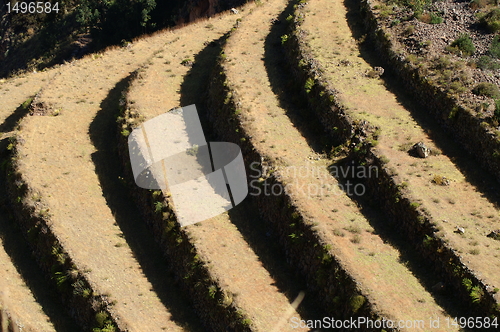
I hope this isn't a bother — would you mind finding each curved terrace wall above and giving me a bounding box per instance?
[5,138,121,332]
[205,49,390,330]
[283,0,499,319]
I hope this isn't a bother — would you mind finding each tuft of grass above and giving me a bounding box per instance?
[351,234,362,244]
[404,25,415,35]
[469,248,480,255]
[345,225,361,234]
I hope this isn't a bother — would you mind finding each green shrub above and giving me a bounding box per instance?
[95,312,109,328]
[447,34,475,56]
[154,201,164,214]
[481,8,500,33]
[430,13,443,24]
[449,81,467,94]
[476,55,500,70]
[489,35,500,58]
[419,12,443,24]
[494,99,500,120]
[473,82,500,98]
[349,295,366,313]
[469,0,491,9]
[304,78,315,93]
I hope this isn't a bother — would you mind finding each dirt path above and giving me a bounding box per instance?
[10,15,253,332]
[126,4,311,331]
[217,0,460,330]
[302,0,500,305]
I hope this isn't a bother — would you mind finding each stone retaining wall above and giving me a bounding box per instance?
[283,0,499,318]
[205,50,389,330]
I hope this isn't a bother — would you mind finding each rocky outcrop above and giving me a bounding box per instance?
[410,142,430,158]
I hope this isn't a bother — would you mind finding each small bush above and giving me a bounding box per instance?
[473,82,500,98]
[447,34,475,56]
[349,295,366,313]
[469,0,490,9]
[435,55,451,69]
[481,8,500,33]
[405,25,415,35]
[419,12,443,24]
[304,78,314,93]
[489,35,500,58]
[430,13,443,24]
[95,312,109,328]
[476,55,500,70]
[350,234,362,244]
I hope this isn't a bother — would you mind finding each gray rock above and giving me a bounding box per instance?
[411,142,430,158]
[487,230,500,240]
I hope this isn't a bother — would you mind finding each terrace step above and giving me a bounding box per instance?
[297,0,500,313]
[7,18,232,332]
[0,69,80,331]
[122,3,316,330]
[207,0,460,330]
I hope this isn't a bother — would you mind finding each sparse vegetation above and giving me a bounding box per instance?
[473,82,500,99]
[446,34,475,57]
[481,8,500,33]
[476,56,500,70]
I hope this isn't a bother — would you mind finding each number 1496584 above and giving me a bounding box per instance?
[7,2,59,14]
